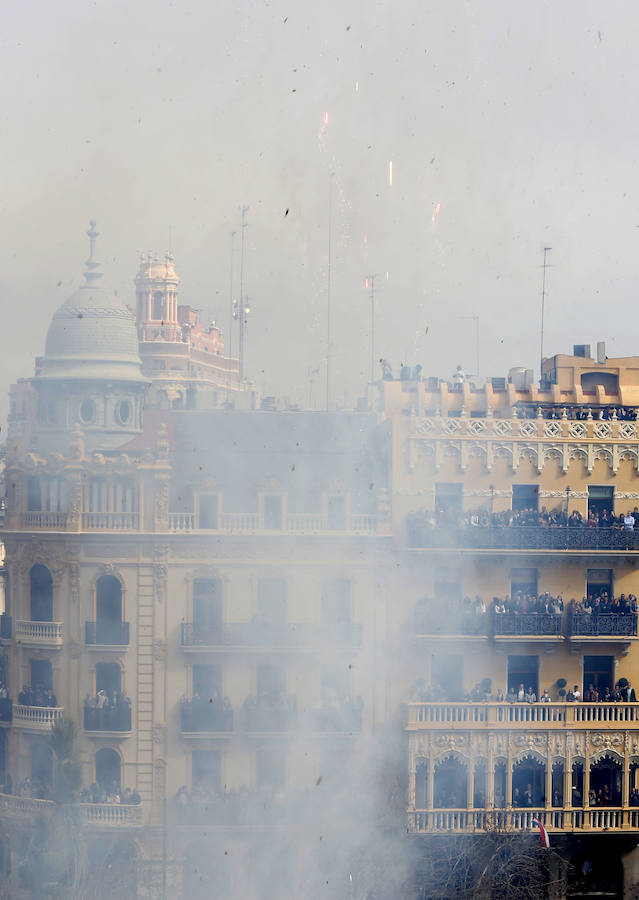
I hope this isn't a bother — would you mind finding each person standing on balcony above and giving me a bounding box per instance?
[525,687,537,703]
[517,684,525,702]
[540,689,551,702]
[624,511,636,531]
[620,681,637,702]
[572,685,581,702]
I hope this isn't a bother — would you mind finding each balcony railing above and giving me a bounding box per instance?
[308,705,363,733]
[492,613,563,636]
[408,807,639,834]
[406,523,639,551]
[569,613,638,637]
[13,705,64,730]
[15,620,63,647]
[181,621,363,648]
[180,700,233,733]
[22,511,68,529]
[79,802,144,827]
[81,512,139,530]
[85,621,130,646]
[244,702,298,733]
[169,510,380,534]
[83,704,132,733]
[407,701,639,728]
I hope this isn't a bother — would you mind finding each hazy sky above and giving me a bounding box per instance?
[2,0,639,421]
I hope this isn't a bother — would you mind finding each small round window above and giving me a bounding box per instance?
[79,398,95,424]
[117,400,132,425]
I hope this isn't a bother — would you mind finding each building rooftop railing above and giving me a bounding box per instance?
[406,522,639,551]
[406,700,639,729]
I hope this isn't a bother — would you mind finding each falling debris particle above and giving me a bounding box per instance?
[388,160,393,185]
[284,16,288,21]
[316,775,323,785]
[285,208,289,216]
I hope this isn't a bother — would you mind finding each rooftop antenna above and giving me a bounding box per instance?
[365,274,380,382]
[228,231,237,362]
[326,173,334,411]
[539,247,552,380]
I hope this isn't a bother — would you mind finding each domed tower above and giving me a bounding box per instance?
[33,221,149,452]
[134,251,181,342]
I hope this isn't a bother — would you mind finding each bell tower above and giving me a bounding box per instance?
[134,252,181,342]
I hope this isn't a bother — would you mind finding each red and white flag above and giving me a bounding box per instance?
[531,817,550,848]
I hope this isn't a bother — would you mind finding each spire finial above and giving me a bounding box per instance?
[83,220,102,286]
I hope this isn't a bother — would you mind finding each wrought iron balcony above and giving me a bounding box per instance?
[179,700,233,734]
[83,704,132,733]
[414,613,487,637]
[181,621,363,649]
[244,700,298,733]
[85,621,130,646]
[406,522,639,551]
[569,613,638,637]
[14,620,63,648]
[492,613,563,637]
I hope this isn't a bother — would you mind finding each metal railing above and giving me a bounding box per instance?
[406,701,639,728]
[180,701,233,733]
[83,704,132,732]
[570,613,638,637]
[181,621,363,648]
[492,613,563,636]
[406,523,639,550]
[85,621,130,645]
[15,620,63,645]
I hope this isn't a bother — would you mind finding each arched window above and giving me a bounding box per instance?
[30,565,53,622]
[27,476,41,512]
[474,760,487,808]
[590,756,622,806]
[96,748,121,793]
[434,757,467,808]
[415,759,428,808]
[512,756,545,807]
[31,743,53,792]
[552,761,564,807]
[96,576,123,644]
[153,292,163,320]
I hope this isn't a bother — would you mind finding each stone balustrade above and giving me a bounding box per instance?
[407,701,639,729]
[79,802,144,826]
[82,512,139,530]
[407,807,639,834]
[15,620,64,647]
[12,705,64,730]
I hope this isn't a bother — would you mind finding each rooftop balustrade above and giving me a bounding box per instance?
[181,621,363,649]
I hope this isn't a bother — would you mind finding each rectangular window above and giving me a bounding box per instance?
[588,486,614,517]
[192,749,221,791]
[256,745,286,791]
[583,656,614,695]
[257,663,285,700]
[198,495,219,529]
[507,655,539,696]
[96,662,121,695]
[29,659,53,692]
[511,568,537,597]
[512,484,539,512]
[193,664,222,699]
[435,483,462,515]
[431,654,463,700]
[27,477,41,512]
[193,579,222,629]
[586,569,613,599]
[320,664,350,701]
[257,579,287,626]
[263,495,283,530]
[327,495,347,530]
[321,579,351,624]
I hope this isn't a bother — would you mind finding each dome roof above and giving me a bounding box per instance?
[39,222,146,383]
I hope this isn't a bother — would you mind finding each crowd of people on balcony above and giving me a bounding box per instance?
[179,692,233,732]
[568,595,638,616]
[17,684,58,707]
[411,675,637,705]
[79,782,141,805]
[432,506,639,531]
[83,690,132,731]
[243,693,298,731]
